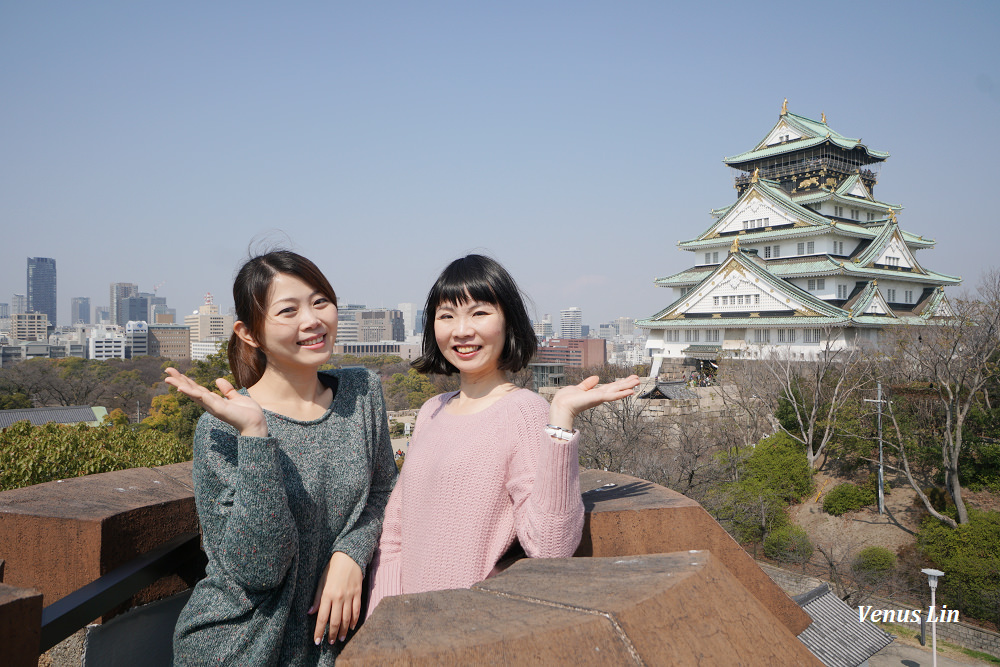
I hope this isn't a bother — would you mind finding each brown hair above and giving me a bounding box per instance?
[228,251,338,388]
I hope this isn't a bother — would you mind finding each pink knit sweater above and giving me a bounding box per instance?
[366,388,584,616]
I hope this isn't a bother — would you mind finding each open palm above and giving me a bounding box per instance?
[164,368,268,437]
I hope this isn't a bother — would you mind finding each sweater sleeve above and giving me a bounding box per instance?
[332,370,399,569]
[192,414,299,592]
[364,481,403,618]
[505,394,585,559]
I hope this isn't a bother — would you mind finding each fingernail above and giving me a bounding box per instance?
[314,637,321,646]
[339,635,346,642]
[329,638,336,645]
[307,605,316,614]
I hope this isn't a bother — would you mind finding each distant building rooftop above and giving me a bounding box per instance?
[0,405,107,429]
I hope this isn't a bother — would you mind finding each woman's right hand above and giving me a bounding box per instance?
[164,368,268,437]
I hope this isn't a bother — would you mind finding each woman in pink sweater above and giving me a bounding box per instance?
[367,254,640,615]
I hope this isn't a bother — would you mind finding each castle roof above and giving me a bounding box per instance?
[724,110,889,166]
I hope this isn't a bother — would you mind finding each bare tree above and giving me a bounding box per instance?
[744,327,870,468]
[576,394,666,476]
[880,269,1000,525]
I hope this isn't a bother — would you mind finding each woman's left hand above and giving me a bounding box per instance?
[309,551,363,645]
[548,375,641,430]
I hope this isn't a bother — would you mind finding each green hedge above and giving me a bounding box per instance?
[851,546,896,587]
[0,419,192,492]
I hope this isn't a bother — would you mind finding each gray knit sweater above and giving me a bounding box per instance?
[173,368,397,666]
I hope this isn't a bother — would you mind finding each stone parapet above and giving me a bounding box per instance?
[0,583,42,667]
[577,469,811,635]
[340,551,821,665]
[0,462,199,620]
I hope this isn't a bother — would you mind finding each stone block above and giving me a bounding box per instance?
[340,552,821,665]
[577,469,811,636]
[0,583,42,667]
[0,466,198,620]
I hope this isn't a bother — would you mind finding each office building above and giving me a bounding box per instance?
[148,324,191,361]
[534,338,606,368]
[71,297,91,325]
[27,257,57,328]
[12,294,27,315]
[109,283,138,327]
[359,309,405,342]
[559,307,582,339]
[12,313,50,342]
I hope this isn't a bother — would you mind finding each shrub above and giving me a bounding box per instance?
[763,525,814,565]
[744,431,814,503]
[822,482,874,516]
[918,509,1000,626]
[851,546,897,587]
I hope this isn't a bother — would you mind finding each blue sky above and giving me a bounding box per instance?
[2,2,998,329]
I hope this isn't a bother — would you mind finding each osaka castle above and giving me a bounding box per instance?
[638,101,961,379]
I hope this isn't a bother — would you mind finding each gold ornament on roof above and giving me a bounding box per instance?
[821,112,827,123]
[751,167,760,183]
[730,236,741,254]
[781,98,788,115]
[887,208,897,223]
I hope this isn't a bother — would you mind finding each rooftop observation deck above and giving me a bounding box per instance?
[1,464,818,666]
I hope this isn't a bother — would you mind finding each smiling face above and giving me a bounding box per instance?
[244,272,338,371]
[433,297,506,381]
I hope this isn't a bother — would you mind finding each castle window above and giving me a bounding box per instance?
[685,329,700,343]
[905,290,913,303]
[814,202,822,212]
[705,329,720,343]
[764,246,772,258]
[851,209,860,220]
[773,245,781,258]
[665,330,679,342]
[713,252,719,263]
[838,285,848,299]
[713,296,719,306]
[835,205,844,217]
[797,242,805,255]
[808,279,816,291]
[802,329,822,343]
[705,253,711,264]
[887,288,897,302]
[885,256,900,267]
[807,241,815,254]
[817,279,825,290]
[754,329,771,343]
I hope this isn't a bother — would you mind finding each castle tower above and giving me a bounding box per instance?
[638,102,961,379]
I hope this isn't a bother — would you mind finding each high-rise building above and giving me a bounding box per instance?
[11,294,27,315]
[71,297,91,325]
[533,315,554,341]
[121,296,149,324]
[638,102,961,378]
[27,257,57,328]
[109,282,138,327]
[615,317,636,338]
[0,303,8,318]
[398,303,417,337]
[559,307,582,339]
[94,306,110,324]
[359,309,405,342]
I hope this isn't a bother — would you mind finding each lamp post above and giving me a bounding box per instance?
[922,568,944,667]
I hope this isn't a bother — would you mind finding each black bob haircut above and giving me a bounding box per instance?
[412,254,537,376]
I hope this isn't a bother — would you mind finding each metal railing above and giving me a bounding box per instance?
[39,531,202,653]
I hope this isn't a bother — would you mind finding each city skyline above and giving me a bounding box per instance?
[2,3,998,327]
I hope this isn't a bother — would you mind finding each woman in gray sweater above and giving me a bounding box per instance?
[165,251,397,665]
